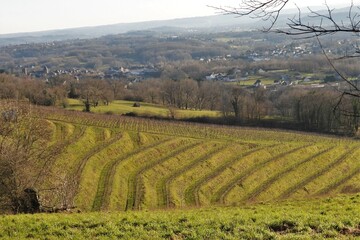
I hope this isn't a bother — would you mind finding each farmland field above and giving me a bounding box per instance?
[65,99,222,119]
[35,107,360,212]
[1,106,360,239]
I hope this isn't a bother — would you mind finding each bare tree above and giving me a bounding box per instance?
[78,79,114,112]
[211,0,290,30]
[211,1,360,35]
[0,102,56,213]
[179,79,198,109]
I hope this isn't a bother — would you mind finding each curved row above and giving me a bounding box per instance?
[43,117,360,211]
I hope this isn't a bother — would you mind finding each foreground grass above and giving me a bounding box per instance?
[1,194,359,239]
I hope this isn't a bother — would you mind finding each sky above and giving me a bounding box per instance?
[0,0,351,34]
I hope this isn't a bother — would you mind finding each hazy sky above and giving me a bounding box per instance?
[0,0,351,34]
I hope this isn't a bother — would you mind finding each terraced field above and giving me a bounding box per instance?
[37,108,360,211]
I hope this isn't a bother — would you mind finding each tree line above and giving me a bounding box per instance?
[0,73,359,135]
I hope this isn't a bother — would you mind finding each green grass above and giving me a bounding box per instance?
[2,106,360,239]
[74,132,126,211]
[0,194,359,239]
[66,99,221,119]
[31,107,360,213]
[148,141,223,208]
[236,78,275,86]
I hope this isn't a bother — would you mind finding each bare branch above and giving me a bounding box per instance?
[210,1,360,37]
[276,2,360,36]
[208,0,290,31]
[316,36,360,92]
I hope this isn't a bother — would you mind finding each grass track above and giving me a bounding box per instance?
[92,135,172,211]
[50,121,73,142]
[73,132,123,187]
[140,141,219,208]
[131,141,203,210]
[213,143,312,204]
[311,146,360,196]
[185,143,275,207]
[278,145,360,200]
[169,143,253,207]
[122,138,196,211]
[226,144,334,204]
[157,142,228,208]
[53,126,101,171]
[245,145,336,202]
[317,165,360,195]
[74,132,126,210]
[109,138,196,211]
[45,122,86,168]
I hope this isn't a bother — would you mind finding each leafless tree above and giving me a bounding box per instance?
[211,1,360,35]
[211,0,290,30]
[0,102,53,213]
[79,79,114,112]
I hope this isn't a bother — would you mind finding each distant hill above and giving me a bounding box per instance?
[0,15,261,46]
[0,7,352,46]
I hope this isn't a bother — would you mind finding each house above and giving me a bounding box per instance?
[206,73,227,81]
[303,77,312,82]
[258,68,266,74]
[253,79,262,87]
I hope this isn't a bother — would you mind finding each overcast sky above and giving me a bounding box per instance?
[0,0,352,34]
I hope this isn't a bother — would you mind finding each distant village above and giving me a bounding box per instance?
[3,36,360,91]
[11,62,360,93]
[15,65,161,82]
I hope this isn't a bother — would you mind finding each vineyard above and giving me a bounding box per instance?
[37,107,360,212]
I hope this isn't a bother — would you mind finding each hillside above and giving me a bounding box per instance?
[35,107,360,212]
[0,14,261,46]
[0,7,352,46]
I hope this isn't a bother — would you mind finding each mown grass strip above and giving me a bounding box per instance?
[131,141,203,210]
[316,160,360,196]
[124,139,194,210]
[244,146,335,202]
[51,121,67,142]
[73,132,123,193]
[92,137,173,211]
[278,145,360,200]
[158,143,229,208]
[185,144,275,207]
[141,141,217,209]
[46,123,86,168]
[213,143,311,204]
[48,121,75,144]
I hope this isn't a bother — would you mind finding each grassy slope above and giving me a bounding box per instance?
[0,194,359,239]
[36,107,360,213]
